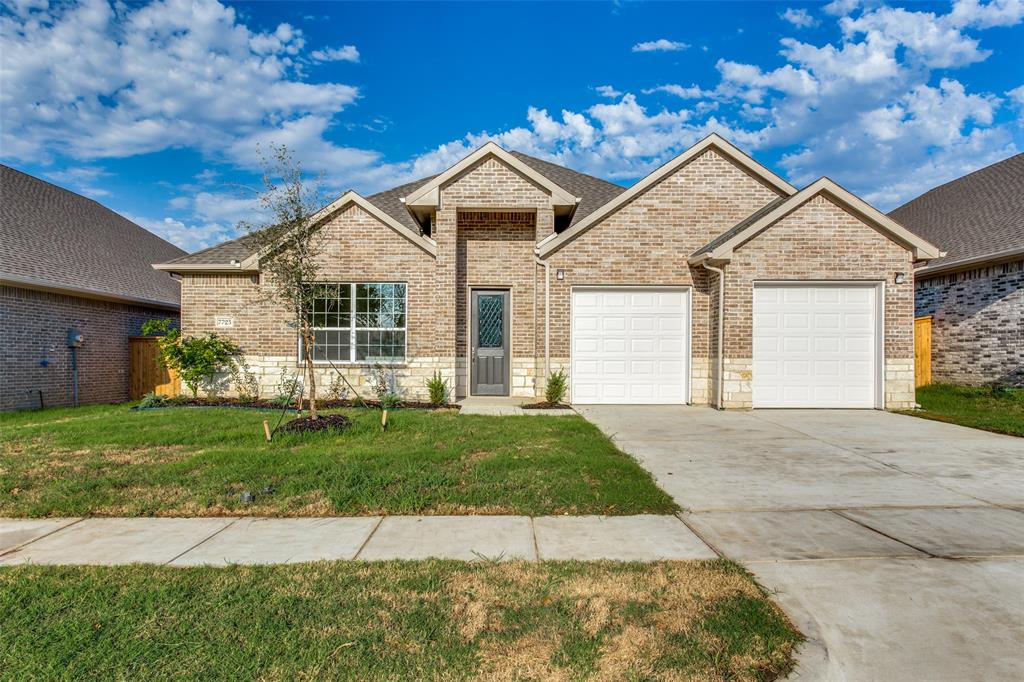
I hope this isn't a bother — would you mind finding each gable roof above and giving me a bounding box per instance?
[509,152,626,226]
[160,151,625,271]
[0,164,185,309]
[402,142,579,214]
[537,133,798,258]
[889,153,1024,274]
[689,177,941,264]
[156,190,437,273]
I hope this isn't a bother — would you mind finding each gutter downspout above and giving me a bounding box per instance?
[534,256,551,385]
[702,262,726,410]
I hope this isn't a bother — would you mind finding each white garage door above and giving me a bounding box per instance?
[753,284,879,408]
[571,287,688,404]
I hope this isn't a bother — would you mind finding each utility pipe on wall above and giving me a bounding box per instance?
[702,262,726,410]
[534,256,551,384]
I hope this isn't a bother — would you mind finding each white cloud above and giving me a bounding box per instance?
[126,213,238,252]
[595,85,623,98]
[781,8,818,28]
[43,166,112,197]
[1008,84,1024,106]
[632,38,689,52]
[310,45,360,63]
[642,84,714,99]
[823,0,860,16]
[949,0,1024,28]
[0,0,361,171]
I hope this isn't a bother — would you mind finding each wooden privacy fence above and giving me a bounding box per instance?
[914,316,933,388]
[129,337,180,400]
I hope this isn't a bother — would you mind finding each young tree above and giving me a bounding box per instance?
[239,144,327,419]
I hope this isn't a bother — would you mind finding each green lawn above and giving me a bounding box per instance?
[903,384,1024,437]
[0,404,677,517]
[0,560,800,681]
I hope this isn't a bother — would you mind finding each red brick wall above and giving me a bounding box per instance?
[1,285,176,410]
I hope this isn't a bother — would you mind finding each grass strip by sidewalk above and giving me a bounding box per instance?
[0,559,800,681]
[902,384,1024,437]
[0,404,677,518]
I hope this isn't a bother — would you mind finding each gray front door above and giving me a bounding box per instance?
[471,289,510,395]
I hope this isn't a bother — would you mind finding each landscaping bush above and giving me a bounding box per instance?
[426,371,447,406]
[142,319,240,398]
[137,392,167,409]
[229,358,261,403]
[545,369,569,405]
[380,393,402,410]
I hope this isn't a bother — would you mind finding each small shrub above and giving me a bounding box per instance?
[326,372,349,402]
[138,392,166,409]
[369,363,391,401]
[545,369,568,405]
[426,371,447,406]
[229,358,261,403]
[275,370,303,406]
[380,392,402,410]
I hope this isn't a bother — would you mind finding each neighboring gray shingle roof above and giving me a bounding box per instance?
[0,164,186,308]
[691,196,788,257]
[889,153,1024,269]
[164,152,627,268]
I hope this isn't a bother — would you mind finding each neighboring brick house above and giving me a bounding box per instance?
[890,154,1023,387]
[1,165,185,410]
[157,134,939,409]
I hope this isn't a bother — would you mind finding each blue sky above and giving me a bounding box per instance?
[2,0,1022,252]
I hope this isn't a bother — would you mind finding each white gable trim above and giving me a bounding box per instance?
[687,177,941,265]
[234,191,437,270]
[536,133,797,258]
[403,141,579,210]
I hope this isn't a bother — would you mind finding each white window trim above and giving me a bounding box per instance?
[301,282,408,365]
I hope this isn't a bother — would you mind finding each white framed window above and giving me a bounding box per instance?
[304,282,406,363]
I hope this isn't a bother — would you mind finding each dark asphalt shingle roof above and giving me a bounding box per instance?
[0,164,185,307]
[165,152,626,268]
[509,151,627,225]
[889,153,1024,269]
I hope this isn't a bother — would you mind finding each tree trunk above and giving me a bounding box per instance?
[302,327,318,419]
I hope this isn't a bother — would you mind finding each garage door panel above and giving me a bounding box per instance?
[572,288,688,405]
[754,285,877,409]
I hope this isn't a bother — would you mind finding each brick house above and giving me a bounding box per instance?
[157,134,939,409]
[890,154,1023,387]
[1,165,185,410]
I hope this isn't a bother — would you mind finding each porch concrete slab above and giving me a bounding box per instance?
[0,518,234,566]
[357,515,535,561]
[684,511,926,561]
[839,507,1024,558]
[757,558,1024,682]
[169,517,382,566]
[0,518,81,553]
[533,515,715,561]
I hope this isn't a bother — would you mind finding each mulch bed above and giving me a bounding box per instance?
[134,397,458,411]
[520,401,572,410]
[276,413,353,434]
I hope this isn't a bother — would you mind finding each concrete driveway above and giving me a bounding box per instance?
[578,406,1024,682]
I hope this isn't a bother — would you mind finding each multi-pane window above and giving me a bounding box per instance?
[305,283,406,363]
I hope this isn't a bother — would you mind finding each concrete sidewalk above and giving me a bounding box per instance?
[0,514,716,566]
